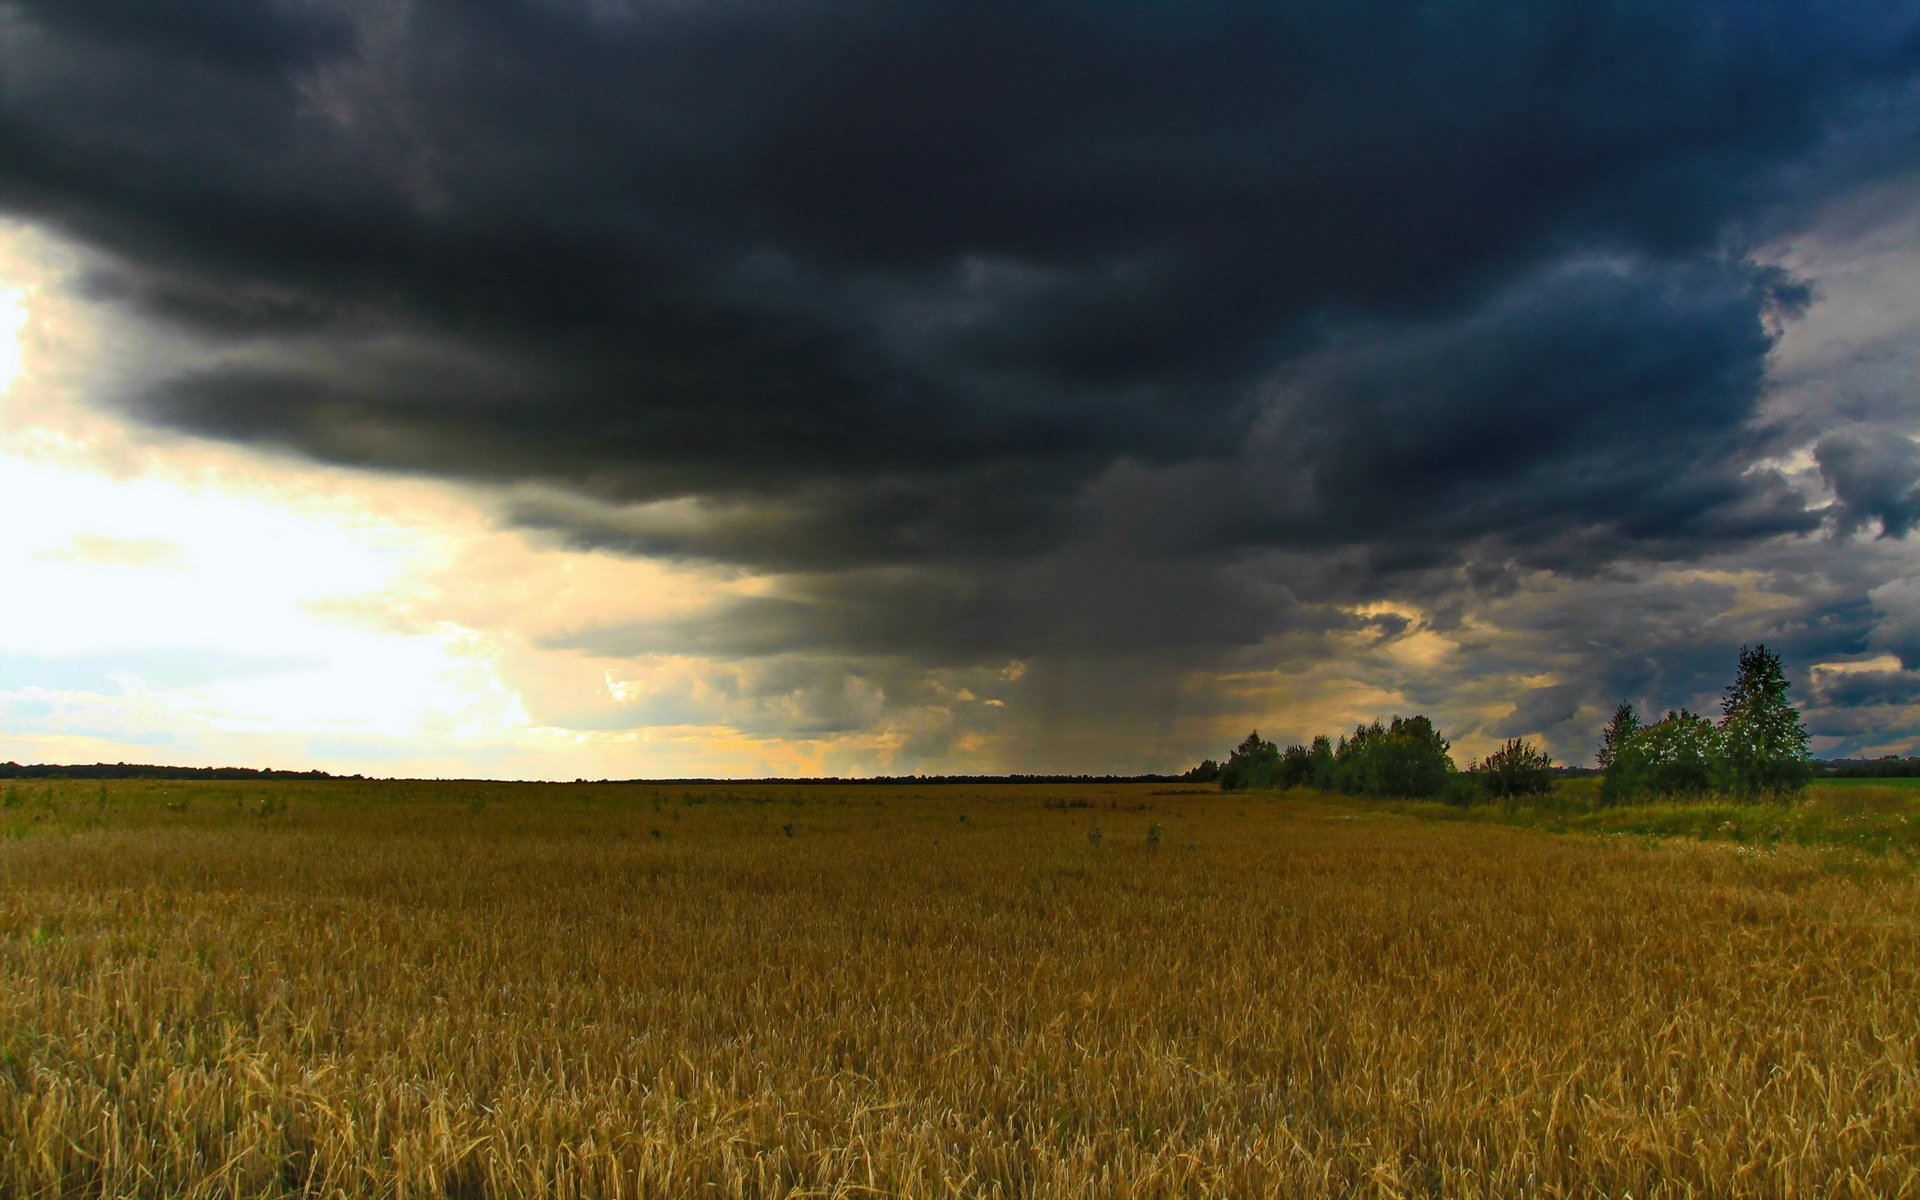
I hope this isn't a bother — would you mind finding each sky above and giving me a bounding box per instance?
[1,0,1918,779]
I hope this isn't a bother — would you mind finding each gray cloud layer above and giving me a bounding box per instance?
[4,0,1919,765]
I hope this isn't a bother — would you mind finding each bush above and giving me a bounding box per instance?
[1440,773,1484,807]
[1471,738,1554,799]
[1607,709,1720,800]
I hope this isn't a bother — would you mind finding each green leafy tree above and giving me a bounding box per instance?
[1219,731,1282,791]
[1717,644,1812,799]
[1332,721,1386,795]
[1611,709,1720,799]
[1184,758,1222,784]
[1332,715,1456,798]
[1472,738,1554,799]
[1278,743,1312,788]
[1306,735,1336,790]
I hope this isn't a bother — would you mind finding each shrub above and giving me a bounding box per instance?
[1441,773,1484,807]
[1471,738,1554,799]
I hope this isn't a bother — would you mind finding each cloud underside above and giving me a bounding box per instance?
[3,0,1919,762]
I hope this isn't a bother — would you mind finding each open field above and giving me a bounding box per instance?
[4,779,1920,1197]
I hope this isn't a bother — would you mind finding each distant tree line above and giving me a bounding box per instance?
[0,764,1195,785]
[1187,715,1490,803]
[616,773,1190,785]
[1189,644,1816,804]
[1818,757,1920,778]
[0,762,343,781]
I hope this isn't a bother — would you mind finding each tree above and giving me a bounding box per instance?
[1331,715,1455,798]
[1332,721,1386,795]
[1610,709,1720,799]
[1184,758,1222,784]
[1278,743,1312,788]
[1472,738,1554,799]
[1597,703,1640,772]
[1598,703,1642,804]
[1219,731,1281,791]
[1306,735,1336,790]
[1717,644,1812,799]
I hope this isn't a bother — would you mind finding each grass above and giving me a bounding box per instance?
[1392,778,1920,856]
[1820,776,1920,788]
[3,779,1919,1197]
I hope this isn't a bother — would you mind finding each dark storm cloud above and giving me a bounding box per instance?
[9,0,351,75]
[1817,428,1920,537]
[4,0,1914,514]
[1812,665,1920,708]
[1233,257,1824,562]
[5,0,1920,765]
[550,555,1327,665]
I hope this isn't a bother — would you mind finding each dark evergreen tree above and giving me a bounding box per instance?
[1717,644,1812,799]
[1598,702,1642,804]
[1598,703,1640,771]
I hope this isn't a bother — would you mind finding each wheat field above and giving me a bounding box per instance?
[2,779,1917,1198]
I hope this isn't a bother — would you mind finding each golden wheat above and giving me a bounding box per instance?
[2,779,1917,1197]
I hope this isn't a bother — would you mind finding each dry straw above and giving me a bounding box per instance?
[2,779,1916,1197]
